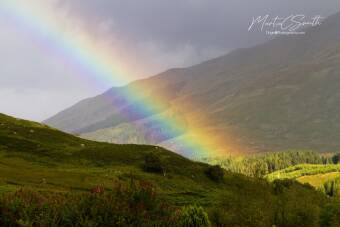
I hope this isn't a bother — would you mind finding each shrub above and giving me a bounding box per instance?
[144,153,164,174]
[332,153,340,164]
[205,165,224,183]
[177,205,211,227]
[0,181,176,227]
[320,201,340,227]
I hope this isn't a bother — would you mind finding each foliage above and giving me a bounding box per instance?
[273,183,323,227]
[320,200,340,227]
[201,150,333,178]
[144,152,164,174]
[322,177,340,197]
[266,164,340,182]
[205,165,224,183]
[177,205,211,227]
[0,181,178,227]
[333,153,340,164]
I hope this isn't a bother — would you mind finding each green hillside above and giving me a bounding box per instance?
[0,113,339,226]
[0,113,219,202]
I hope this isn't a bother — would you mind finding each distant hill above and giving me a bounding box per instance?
[45,12,340,156]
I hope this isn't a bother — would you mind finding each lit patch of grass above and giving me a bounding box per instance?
[297,172,340,187]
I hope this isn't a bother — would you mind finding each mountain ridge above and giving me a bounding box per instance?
[45,11,340,156]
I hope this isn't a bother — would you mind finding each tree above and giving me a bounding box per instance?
[332,153,340,164]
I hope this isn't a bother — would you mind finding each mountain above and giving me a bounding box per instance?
[45,12,340,156]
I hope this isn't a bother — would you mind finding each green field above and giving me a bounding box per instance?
[0,113,339,226]
[266,164,340,183]
[298,172,340,187]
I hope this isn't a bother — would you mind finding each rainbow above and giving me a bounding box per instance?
[0,1,233,158]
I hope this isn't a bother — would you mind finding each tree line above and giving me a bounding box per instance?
[200,150,339,177]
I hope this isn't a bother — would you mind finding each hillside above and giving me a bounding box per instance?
[45,12,340,156]
[0,114,339,226]
[1,113,338,226]
[0,113,217,200]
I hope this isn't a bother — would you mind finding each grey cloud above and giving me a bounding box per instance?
[61,0,340,57]
[1,0,340,121]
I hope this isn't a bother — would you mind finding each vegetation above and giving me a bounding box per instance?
[265,162,340,212]
[321,176,340,198]
[333,153,340,164]
[143,152,165,174]
[298,172,340,188]
[0,180,195,226]
[266,164,340,182]
[201,150,335,178]
[205,165,224,183]
[0,113,339,226]
[177,205,211,227]
[320,201,340,226]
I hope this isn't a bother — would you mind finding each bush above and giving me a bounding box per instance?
[144,153,164,174]
[320,201,340,227]
[177,205,211,227]
[332,153,340,164]
[0,181,176,227]
[205,165,224,183]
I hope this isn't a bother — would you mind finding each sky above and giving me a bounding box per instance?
[1,0,340,121]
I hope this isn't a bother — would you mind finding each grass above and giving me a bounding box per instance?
[1,113,339,226]
[297,172,340,187]
[0,113,243,206]
[266,164,340,189]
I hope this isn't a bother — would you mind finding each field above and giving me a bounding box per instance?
[298,172,340,187]
[266,164,340,190]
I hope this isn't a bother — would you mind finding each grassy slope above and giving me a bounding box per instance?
[298,172,340,187]
[0,113,265,206]
[266,164,340,187]
[2,113,339,226]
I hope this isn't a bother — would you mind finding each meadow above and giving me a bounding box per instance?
[266,164,340,182]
